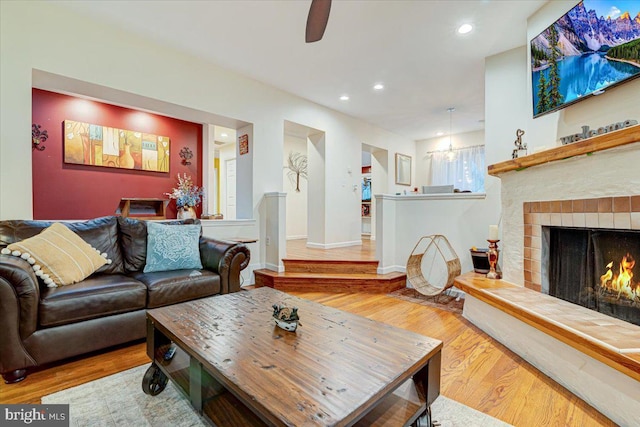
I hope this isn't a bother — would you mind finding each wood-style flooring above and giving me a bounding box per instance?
[286,237,376,261]
[0,238,615,426]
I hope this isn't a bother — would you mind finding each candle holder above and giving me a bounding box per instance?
[486,239,501,279]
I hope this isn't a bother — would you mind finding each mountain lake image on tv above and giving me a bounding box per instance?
[531,0,640,117]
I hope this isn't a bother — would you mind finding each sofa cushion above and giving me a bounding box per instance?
[117,217,202,272]
[0,216,124,274]
[4,223,110,287]
[144,222,203,273]
[39,274,147,328]
[130,269,220,308]
[117,217,148,272]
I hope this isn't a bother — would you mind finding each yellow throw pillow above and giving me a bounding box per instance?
[1,222,111,287]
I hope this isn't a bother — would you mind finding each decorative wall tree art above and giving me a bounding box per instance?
[63,120,170,172]
[284,152,308,192]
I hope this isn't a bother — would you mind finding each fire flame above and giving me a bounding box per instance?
[600,253,638,301]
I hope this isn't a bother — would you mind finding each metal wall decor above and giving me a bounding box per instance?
[32,124,48,151]
[559,119,638,145]
[179,147,193,165]
[284,152,308,192]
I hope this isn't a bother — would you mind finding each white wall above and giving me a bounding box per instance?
[376,193,492,275]
[0,1,416,258]
[415,130,485,189]
[218,144,236,220]
[307,133,326,247]
[235,124,253,219]
[262,192,287,272]
[283,134,308,240]
[203,125,216,216]
[369,149,389,241]
[378,129,497,277]
[200,219,258,285]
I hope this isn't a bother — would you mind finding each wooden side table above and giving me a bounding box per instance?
[116,198,169,220]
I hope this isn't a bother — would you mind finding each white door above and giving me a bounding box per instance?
[225,158,236,219]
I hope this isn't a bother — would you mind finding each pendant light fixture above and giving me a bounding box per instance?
[446,107,456,162]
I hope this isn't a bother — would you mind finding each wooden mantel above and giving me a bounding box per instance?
[488,124,640,176]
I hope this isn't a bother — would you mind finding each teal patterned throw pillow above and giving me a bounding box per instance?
[143,222,203,273]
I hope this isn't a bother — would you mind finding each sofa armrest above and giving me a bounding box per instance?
[0,255,39,375]
[199,238,250,294]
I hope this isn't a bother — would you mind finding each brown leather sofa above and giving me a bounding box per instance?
[0,216,250,383]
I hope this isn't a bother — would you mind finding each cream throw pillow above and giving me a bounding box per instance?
[1,222,111,287]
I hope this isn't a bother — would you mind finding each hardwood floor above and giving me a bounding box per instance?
[0,291,613,426]
[285,237,376,261]
[0,240,614,426]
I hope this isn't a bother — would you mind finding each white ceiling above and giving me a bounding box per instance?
[55,0,548,141]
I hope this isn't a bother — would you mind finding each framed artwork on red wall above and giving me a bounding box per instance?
[63,119,170,173]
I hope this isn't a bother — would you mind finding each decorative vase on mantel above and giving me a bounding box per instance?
[177,206,197,220]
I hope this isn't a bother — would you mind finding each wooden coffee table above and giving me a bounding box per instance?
[142,287,442,426]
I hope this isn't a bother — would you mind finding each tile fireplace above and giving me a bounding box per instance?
[495,125,640,290]
[522,196,640,294]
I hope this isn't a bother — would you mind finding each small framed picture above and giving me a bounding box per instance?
[395,153,411,186]
[239,134,249,155]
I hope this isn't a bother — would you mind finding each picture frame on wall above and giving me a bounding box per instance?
[239,134,249,155]
[63,120,170,173]
[395,153,411,186]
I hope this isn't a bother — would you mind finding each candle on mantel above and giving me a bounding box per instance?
[489,225,499,241]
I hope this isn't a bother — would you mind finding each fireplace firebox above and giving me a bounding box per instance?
[547,227,640,326]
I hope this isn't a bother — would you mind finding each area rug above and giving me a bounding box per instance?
[387,287,465,314]
[42,365,511,426]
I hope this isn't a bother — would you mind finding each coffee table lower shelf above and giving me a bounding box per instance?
[145,344,432,426]
[201,377,427,427]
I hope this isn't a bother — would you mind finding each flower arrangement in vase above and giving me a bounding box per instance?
[165,173,204,219]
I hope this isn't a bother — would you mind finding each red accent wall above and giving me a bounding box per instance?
[32,89,203,220]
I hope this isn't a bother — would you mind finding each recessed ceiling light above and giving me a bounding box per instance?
[373,83,384,91]
[221,133,228,137]
[436,132,444,136]
[458,24,473,34]
[340,95,350,101]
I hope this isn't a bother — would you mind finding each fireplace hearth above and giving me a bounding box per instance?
[547,227,640,326]
[488,127,640,427]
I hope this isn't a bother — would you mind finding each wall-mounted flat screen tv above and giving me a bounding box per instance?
[531,0,640,118]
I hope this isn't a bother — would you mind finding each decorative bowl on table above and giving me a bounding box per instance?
[272,303,300,332]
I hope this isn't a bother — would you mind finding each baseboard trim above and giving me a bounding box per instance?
[264,262,284,273]
[377,265,406,275]
[306,240,362,250]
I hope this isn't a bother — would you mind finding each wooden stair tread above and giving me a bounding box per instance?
[282,258,378,264]
[255,270,404,280]
[454,272,640,381]
[254,268,406,293]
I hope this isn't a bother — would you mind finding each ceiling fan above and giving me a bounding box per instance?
[306,0,332,43]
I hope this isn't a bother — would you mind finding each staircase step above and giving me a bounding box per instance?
[254,269,406,293]
[282,259,379,274]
